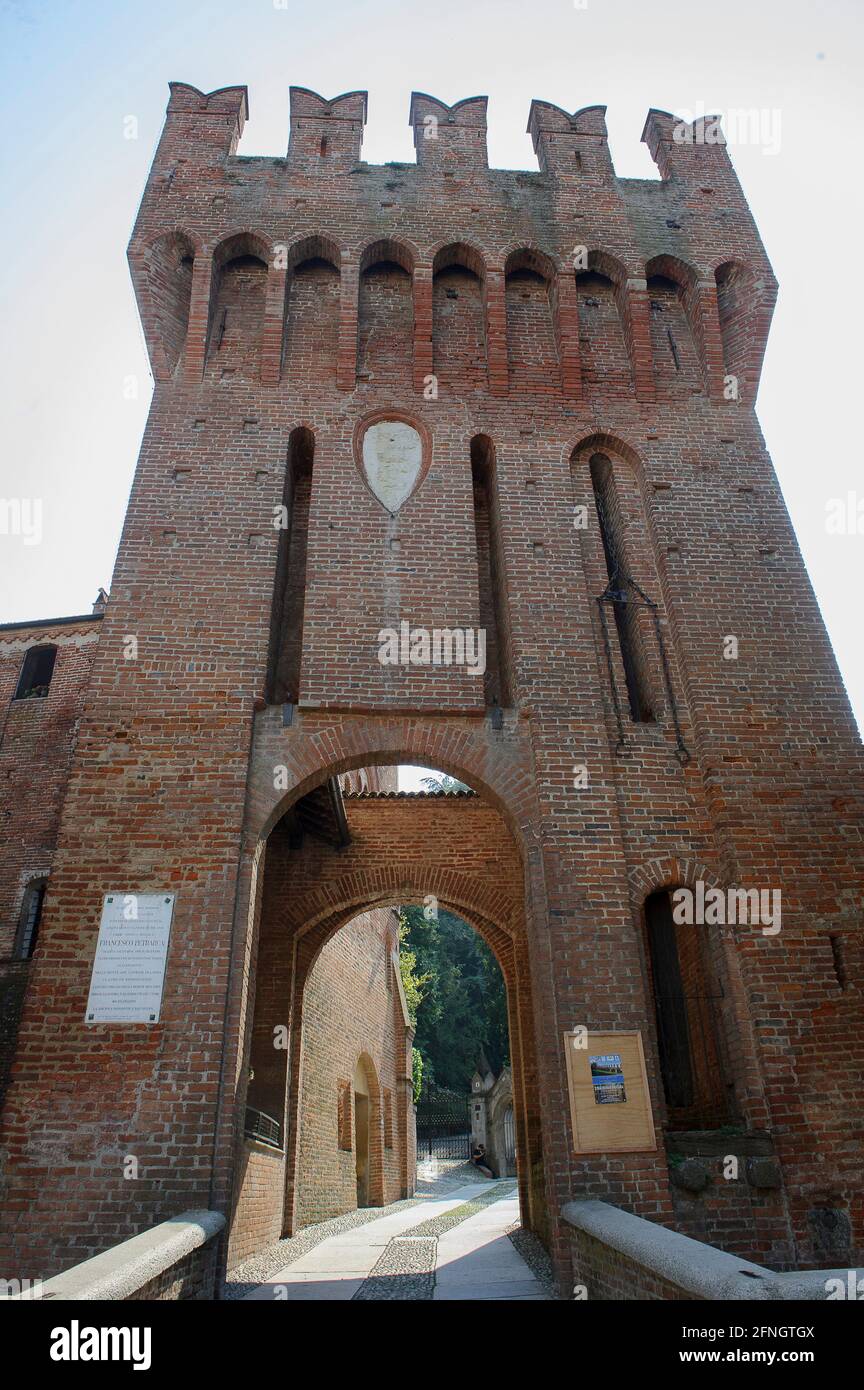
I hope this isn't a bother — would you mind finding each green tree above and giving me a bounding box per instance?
[399,903,508,1093]
[398,917,430,1025]
[411,1046,423,1103]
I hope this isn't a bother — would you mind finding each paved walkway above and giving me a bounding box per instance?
[242,1173,550,1301]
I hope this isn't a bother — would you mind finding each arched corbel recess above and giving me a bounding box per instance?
[279,234,343,386]
[191,230,272,382]
[579,249,655,400]
[429,241,490,396]
[358,239,417,390]
[645,253,724,399]
[130,228,199,381]
[504,246,577,397]
[712,258,776,405]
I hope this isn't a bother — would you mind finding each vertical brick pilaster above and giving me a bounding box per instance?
[412,264,433,394]
[485,268,508,396]
[337,259,359,391]
[260,265,287,386]
[554,271,582,399]
[183,256,213,383]
[621,278,656,401]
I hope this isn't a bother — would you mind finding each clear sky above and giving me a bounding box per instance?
[1,0,861,731]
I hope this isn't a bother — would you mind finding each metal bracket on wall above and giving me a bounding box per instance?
[596,571,690,765]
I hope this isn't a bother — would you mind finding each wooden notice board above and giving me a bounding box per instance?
[563,1030,657,1154]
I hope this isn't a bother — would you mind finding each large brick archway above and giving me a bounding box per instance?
[244,708,541,842]
[223,766,549,1257]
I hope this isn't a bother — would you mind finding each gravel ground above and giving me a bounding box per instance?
[505,1222,560,1298]
[409,1181,517,1238]
[352,1236,438,1301]
[353,1182,516,1300]
[222,1196,424,1299]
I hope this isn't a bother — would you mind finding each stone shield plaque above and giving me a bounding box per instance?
[355,413,430,514]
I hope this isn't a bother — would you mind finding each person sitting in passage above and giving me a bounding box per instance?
[471,1142,494,1179]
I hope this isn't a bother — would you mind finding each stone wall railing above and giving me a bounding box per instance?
[7,1211,225,1302]
[563,1200,854,1301]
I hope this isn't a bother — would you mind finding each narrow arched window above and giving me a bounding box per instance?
[589,455,653,722]
[266,427,314,705]
[645,890,694,1110]
[471,435,511,709]
[15,878,47,959]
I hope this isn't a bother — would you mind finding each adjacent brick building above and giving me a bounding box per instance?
[0,605,103,1106]
[0,78,862,1297]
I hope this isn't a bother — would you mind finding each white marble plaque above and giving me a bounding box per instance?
[84,893,175,1024]
[361,420,423,513]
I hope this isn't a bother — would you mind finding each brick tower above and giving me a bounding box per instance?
[1,81,862,1295]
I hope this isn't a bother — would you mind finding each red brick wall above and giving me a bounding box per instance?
[669,1168,791,1269]
[228,1142,285,1269]
[294,906,408,1227]
[0,617,100,954]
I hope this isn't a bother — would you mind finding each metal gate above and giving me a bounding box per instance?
[416,1088,471,1160]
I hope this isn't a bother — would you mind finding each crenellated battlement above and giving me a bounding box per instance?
[287,86,368,169]
[526,101,614,179]
[153,82,249,171]
[409,92,489,170]
[149,81,756,187]
[128,81,778,403]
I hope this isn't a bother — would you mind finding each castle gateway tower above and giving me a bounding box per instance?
[1,82,862,1294]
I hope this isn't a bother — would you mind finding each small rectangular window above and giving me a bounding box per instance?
[14,646,57,701]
